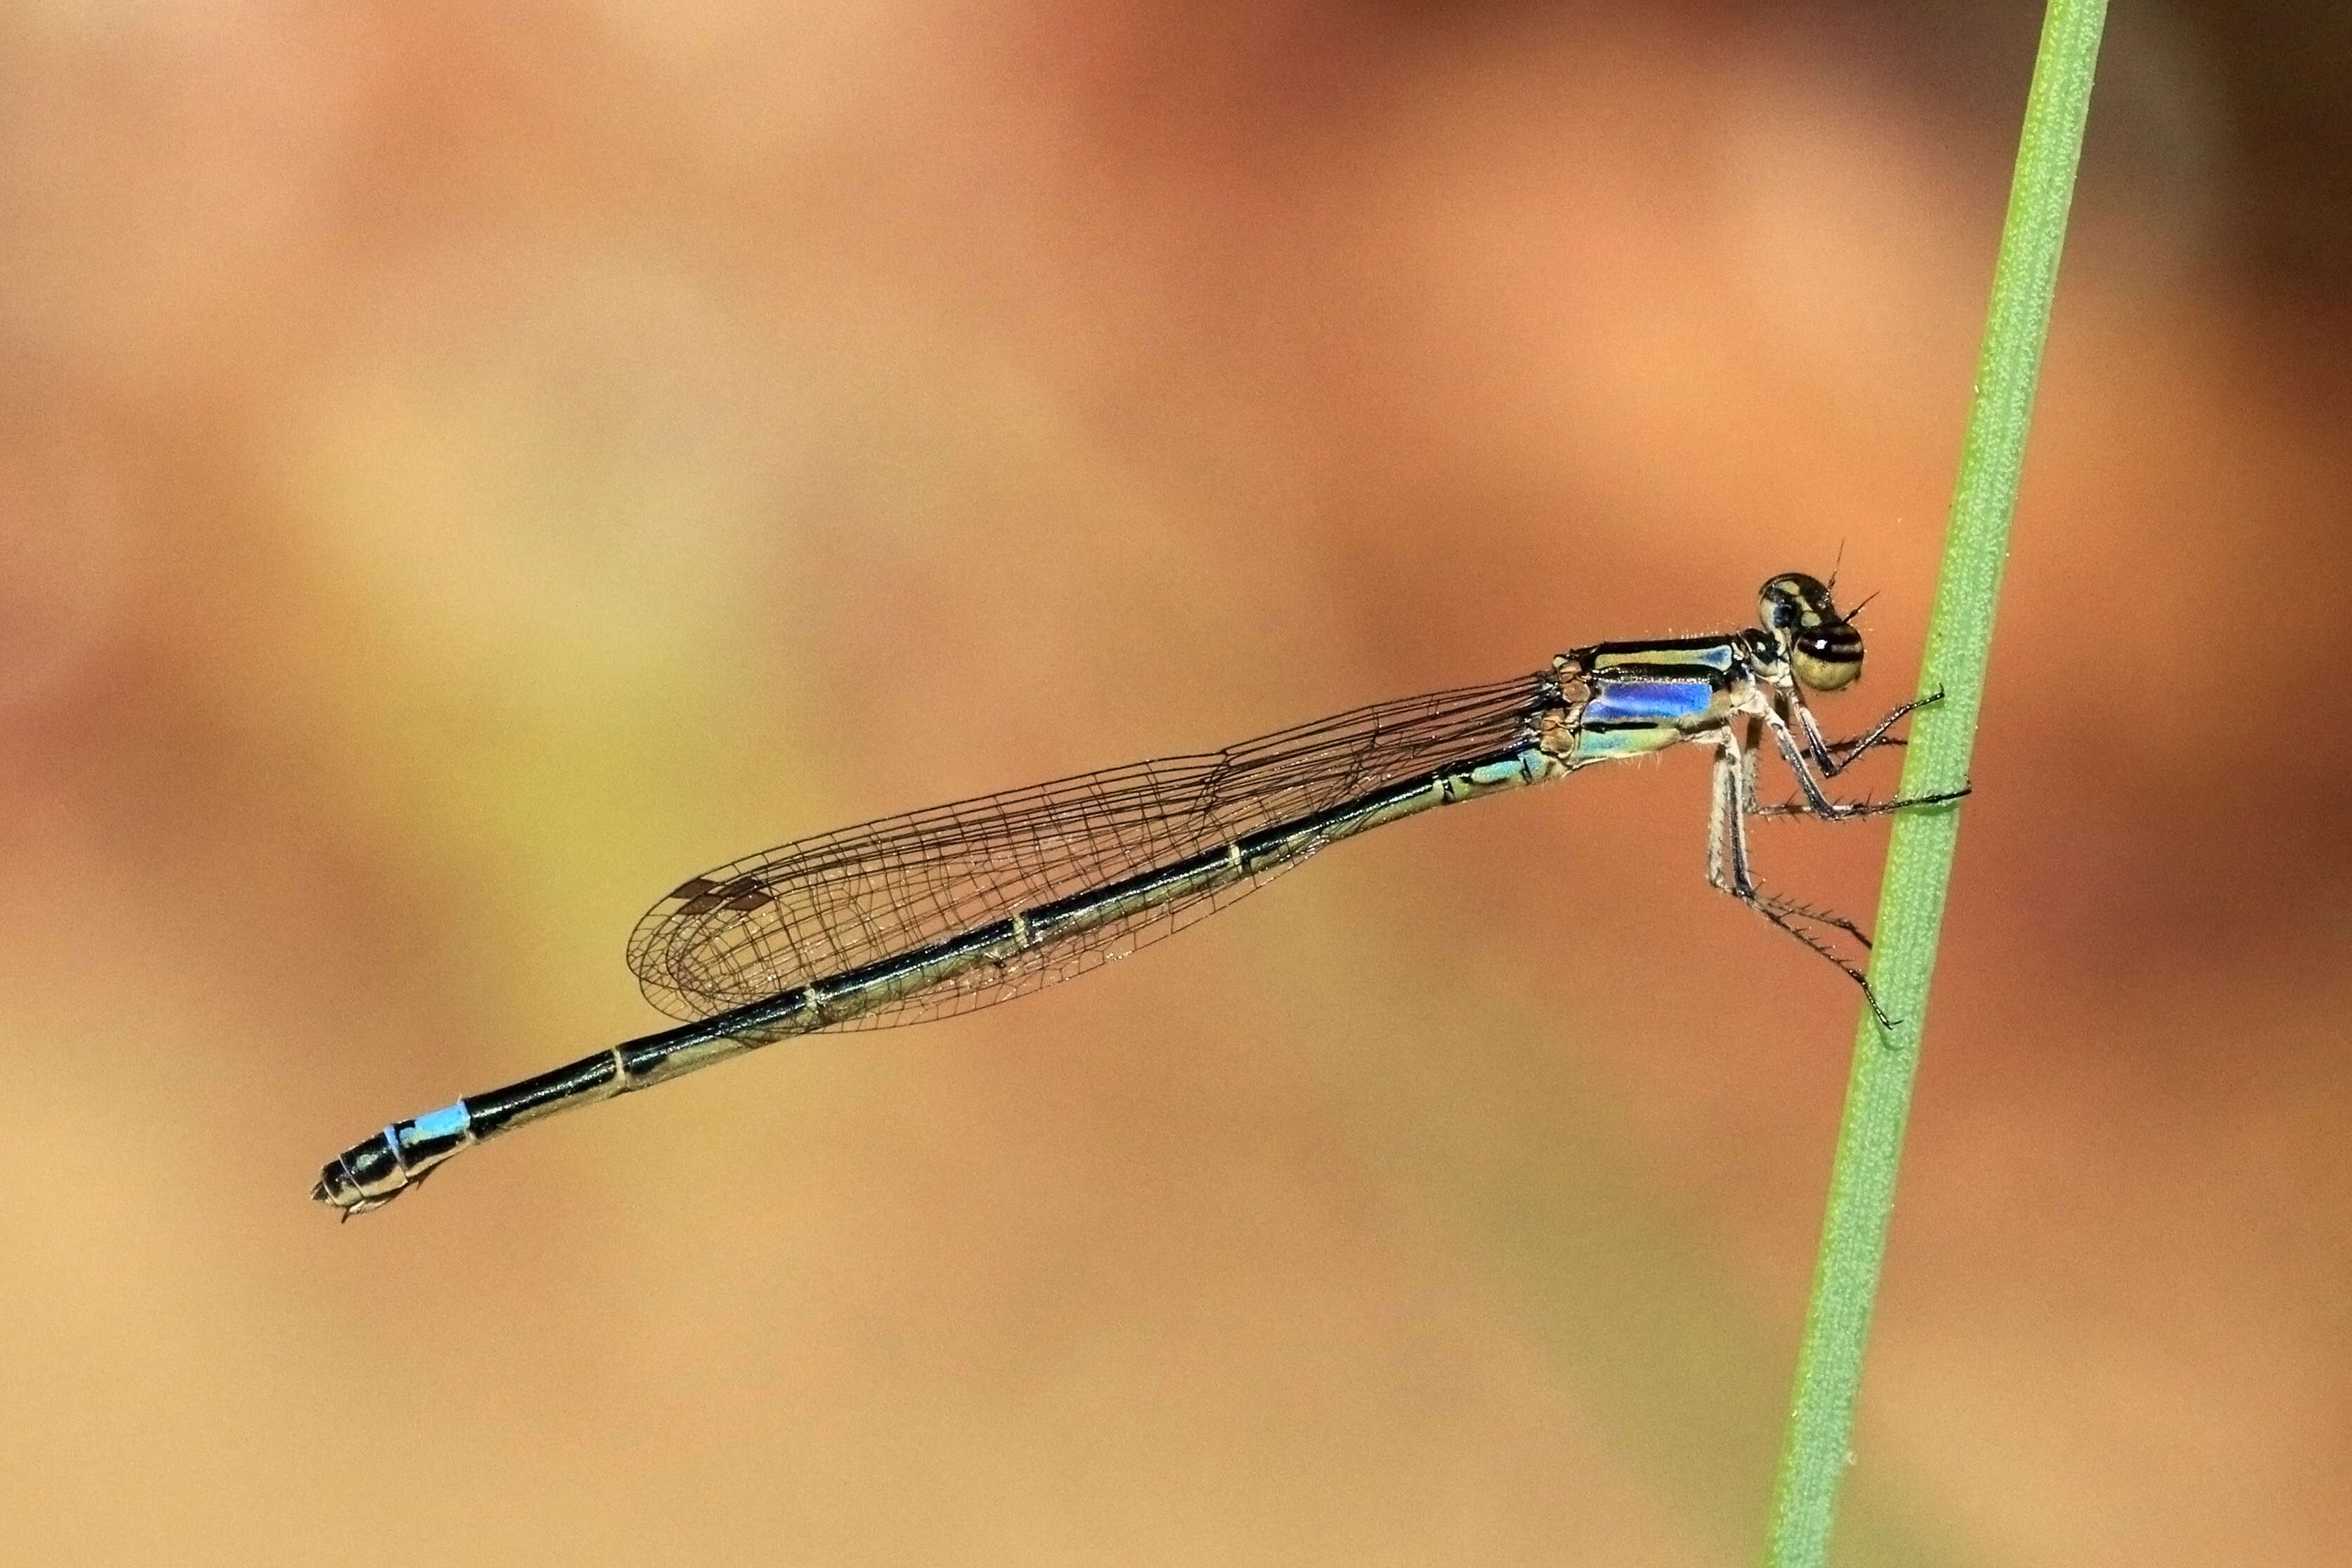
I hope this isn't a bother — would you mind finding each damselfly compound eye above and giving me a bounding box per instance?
[1757,573,1863,692]
[1792,629,1864,692]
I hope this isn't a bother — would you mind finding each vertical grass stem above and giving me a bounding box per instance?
[1762,3,2110,1562]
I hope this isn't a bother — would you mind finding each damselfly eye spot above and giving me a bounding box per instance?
[1757,573,1837,641]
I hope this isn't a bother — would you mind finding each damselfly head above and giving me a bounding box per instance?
[1758,573,1864,693]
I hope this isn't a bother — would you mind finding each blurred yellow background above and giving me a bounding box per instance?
[1,2,2345,1564]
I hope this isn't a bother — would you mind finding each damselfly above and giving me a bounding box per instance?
[314,573,1961,1216]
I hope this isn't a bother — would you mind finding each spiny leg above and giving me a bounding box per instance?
[1719,748,1878,961]
[1752,788,1970,821]
[1734,709,1938,818]
[1739,704,1935,816]
[1765,708,1864,818]
[1795,688,1946,778]
[1703,737,1750,900]
[1752,902,1896,1029]
[1764,707,1970,823]
[1757,891,1873,949]
[1826,731,1902,765]
[1708,732,1901,1028]
[1738,714,1765,812]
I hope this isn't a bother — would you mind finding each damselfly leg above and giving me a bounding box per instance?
[1803,690,1943,774]
[1715,691,1966,1027]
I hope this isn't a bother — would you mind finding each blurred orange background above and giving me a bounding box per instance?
[1,2,2346,1564]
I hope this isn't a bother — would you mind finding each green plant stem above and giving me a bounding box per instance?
[1762,2,2108,1563]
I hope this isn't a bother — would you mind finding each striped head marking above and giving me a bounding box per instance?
[1758,573,1864,693]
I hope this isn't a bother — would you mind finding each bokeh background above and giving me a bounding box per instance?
[2,1,2346,1563]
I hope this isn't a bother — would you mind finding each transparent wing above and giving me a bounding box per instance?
[625,673,1549,1028]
